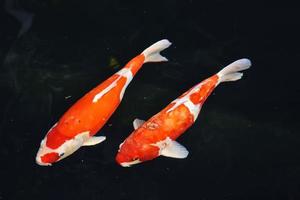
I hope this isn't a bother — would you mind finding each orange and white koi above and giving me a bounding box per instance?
[116,59,251,167]
[36,39,172,166]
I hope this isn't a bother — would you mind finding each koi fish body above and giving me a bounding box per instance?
[36,39,172,166]
[116,59,251,167]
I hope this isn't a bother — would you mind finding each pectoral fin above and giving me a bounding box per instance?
[133,118,145,130]
[160,140,189,159]
[83,136,106,146]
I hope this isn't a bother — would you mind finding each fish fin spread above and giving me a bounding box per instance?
[217,58,251,84]
[160,139,189,159]
[142,39,172,63]
[133,118,145,130]
[82,136,106,146]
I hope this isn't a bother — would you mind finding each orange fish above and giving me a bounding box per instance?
[116,59,251,167]
[36,39,172,166]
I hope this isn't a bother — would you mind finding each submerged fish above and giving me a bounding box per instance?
[108,56,121,69]
[116,59,251,167]
[5,0,34,37]
[36,39,172,166]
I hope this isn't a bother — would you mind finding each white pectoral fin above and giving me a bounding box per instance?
[133,118,145,130]
[83,136,106,146]
[160,140,189,159]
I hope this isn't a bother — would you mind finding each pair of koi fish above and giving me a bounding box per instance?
[36,39,251,167]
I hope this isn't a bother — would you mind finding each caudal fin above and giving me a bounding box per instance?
[217,58,251,84]
[142,39,172,63]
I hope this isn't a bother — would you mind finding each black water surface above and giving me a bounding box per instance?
[0,1,299,199]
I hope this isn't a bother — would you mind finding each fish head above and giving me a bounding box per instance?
[115,151,142,167]
[36,124,89,166]
[116,139,159,167]
[35,139,64,166]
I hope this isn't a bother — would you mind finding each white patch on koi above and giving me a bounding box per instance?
[92,68,133,103]
[183,100,201,121]
[166,82,203,121]
[117,68,133,99]
[93,81,118,103]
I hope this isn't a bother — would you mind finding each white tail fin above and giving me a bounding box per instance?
[217,58,251,84]
[142,39,172,63]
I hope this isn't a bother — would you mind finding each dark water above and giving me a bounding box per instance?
[0,1,299,199]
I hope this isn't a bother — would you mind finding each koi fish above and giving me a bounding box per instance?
[116,58,251,167]
[36,39,172,166]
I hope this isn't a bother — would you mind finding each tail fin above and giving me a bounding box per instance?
[142,39,172,63]
[217,58,251,84]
